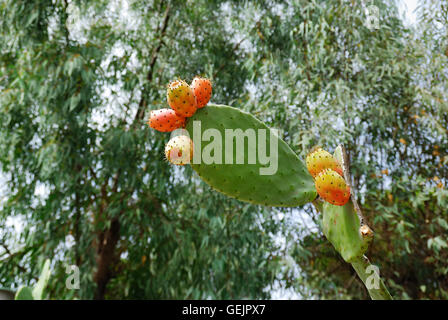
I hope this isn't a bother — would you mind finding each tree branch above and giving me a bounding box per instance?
[213,37,247,79]
[133,4,171,124]
[337,144,371,230]
[0,243,35,277]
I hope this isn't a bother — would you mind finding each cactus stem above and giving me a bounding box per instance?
[351,255,393,300]
[335,145,392,299]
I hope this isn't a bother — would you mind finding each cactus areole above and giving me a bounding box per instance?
[185,104,317,207]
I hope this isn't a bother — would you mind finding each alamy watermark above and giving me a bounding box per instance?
[170,120,279,175]
[365,264,380,290]
[364,3,380,30]
[66,265,80,290]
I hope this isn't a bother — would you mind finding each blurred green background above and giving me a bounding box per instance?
[0,0,447,299]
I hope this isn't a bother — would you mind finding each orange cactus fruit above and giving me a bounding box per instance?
[315,169,351,206]
[147,108,186,132]
[164,135,194,166]
[191,76,212,108]
[167,80,197,117]
[306,147,343,178]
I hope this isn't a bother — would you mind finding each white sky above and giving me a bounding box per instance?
[399,0,419,25]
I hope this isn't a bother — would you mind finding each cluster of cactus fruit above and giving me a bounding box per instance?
[146,79,392,300]
[306,147,351,206]
[147,76,212,165]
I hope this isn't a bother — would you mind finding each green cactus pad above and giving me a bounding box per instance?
[32,259,51,300]
[185,104,316,207]
[321,200,370,262]
[15,286,34,300]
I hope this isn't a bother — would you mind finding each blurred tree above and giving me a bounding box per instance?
[0,0,446,300]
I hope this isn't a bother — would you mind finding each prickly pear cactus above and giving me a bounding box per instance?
[321,201,371,262]
[315,146,392,300]
[14,286,34,300]
[14,259,51,300]
[185,104,316,207]
[170,100,391,299]
[319,146,372,262]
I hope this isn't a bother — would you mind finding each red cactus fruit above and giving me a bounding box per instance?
[315,169,351,206]
[191,77,212,108]
[147,108,186,132]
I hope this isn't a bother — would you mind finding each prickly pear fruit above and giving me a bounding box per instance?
[167,80,197,117]
[306,147,343,178]
[191,77,212,108]
[147,108,186,132]
[164,135,193,166]
[315,169,350,206]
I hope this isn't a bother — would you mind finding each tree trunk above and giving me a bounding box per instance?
[93,218,120,300]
